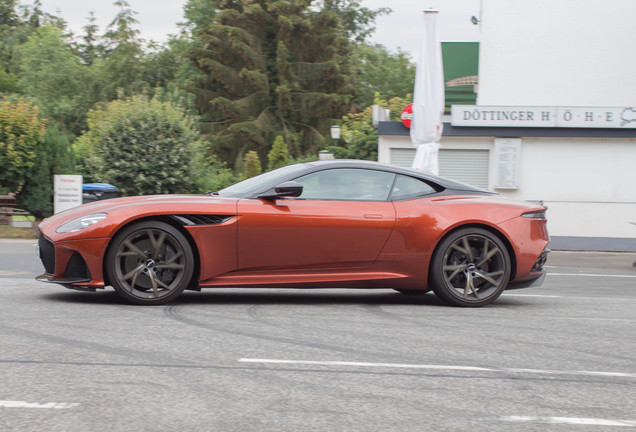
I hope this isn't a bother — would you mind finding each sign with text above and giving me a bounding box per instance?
[451,105,636,128]
[54,175,83,214]
[494,138,521,189]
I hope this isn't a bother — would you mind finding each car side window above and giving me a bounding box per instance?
[294,169,396,201]
[390,175,437,200]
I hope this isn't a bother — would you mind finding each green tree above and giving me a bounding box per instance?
[267,135,290,170]
[1,0,66,79]
[191,151,242,193]
[322,0,390,44]
[351,43,415,109]
[182,0,219,35]
[75,11,102,65]
[74,95,204,196]
[97,0,146,100]
[189,0,354,168]
[244,150,262,178]
[334,94,411,161]
[17,25,90,134]
[16,124,74,218]
[0,97,45,194]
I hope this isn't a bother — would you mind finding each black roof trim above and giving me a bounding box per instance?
[298,160,490,194]
[378,121,636,139]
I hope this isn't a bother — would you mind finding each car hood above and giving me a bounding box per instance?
[39,194,240,241]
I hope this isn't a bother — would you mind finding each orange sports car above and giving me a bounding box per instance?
[37,160,549,307]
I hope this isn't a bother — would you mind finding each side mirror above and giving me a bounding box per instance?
[258,181,303,199]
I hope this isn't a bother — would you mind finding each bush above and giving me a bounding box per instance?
[244,151,262,178]
[267,135,290,171]
[0,97,45,194]
[74,95,204,196]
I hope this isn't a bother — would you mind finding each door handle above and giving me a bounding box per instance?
[363,214,383,219]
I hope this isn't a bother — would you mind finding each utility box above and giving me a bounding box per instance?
[82,183,118,204]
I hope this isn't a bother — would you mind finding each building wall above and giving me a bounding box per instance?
[378,134,636,240]
[377,0,636,248]
[478,0,636,106]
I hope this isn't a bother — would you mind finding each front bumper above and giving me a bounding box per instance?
[35,231,108,289]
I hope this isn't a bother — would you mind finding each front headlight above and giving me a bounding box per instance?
[56,213,108,233]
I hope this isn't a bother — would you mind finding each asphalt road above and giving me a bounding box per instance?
[1,239,635,431]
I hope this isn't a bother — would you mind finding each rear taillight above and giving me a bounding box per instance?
[522,210,547,219]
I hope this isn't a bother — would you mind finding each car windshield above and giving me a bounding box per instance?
[217,163,310,197]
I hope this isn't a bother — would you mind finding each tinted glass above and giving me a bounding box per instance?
[218,163,309,197]
[294,169,395,201]
[390,175,437,200]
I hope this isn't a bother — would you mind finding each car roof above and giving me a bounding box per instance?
[302,159,489,194]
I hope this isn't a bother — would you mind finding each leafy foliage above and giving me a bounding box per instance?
[322,0,391,44]
[189,0,354,167]
[351,43,415,109]
[267,135,290,170]
[16,124,73,218]
[74,95,204,196]
[335,94,412,161]
[244,150,262,178]
[0,0,411,207]
[0,97,45,194]
[17,25,91,135]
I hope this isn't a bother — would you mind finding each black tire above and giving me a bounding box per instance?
[430,228,510,307]
[105,221,194,305]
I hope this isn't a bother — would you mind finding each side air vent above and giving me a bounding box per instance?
[64,253,91,280]
[172,215,234,226]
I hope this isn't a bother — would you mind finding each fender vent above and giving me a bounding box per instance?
[172,215,234,226]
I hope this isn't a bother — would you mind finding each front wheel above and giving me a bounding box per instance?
[430,228,510,307]
[105,221,194,305]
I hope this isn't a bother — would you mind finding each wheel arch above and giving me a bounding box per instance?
[102,215,201,289]
[428,223,517,283]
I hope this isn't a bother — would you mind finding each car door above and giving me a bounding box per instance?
[237,168,397,271]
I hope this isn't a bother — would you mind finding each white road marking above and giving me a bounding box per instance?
[0,400,79,409]
[238,359,636,378]
[0,270,29,276]
[497,415,636,427]
[549,272,636,279]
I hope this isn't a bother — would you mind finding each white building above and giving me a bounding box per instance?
[378,0,636,251]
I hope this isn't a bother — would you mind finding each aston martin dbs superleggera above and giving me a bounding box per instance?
[36,160,549,307]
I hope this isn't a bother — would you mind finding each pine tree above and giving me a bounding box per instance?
[244,150,262,178]
[267,135,289,170]
[189,0,353,168]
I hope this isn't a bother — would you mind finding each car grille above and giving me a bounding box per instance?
[64,252,90,280]
[38,233,55,274]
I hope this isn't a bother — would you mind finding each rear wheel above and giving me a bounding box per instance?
[430,228,510,307]
[106,221,194,305]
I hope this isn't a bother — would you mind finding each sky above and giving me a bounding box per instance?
[38,0,481,60]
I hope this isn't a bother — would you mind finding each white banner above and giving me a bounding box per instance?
[410,10,445,174]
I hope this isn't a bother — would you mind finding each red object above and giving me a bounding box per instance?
[37,160,549,307]
[401,103,413,128]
